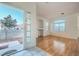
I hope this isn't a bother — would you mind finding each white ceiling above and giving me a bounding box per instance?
[37,2,79,19]
[2,2,79,20]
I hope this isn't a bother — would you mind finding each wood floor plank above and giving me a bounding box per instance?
[37,35,79,56]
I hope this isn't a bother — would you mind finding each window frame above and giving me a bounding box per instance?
[53,20,66,32]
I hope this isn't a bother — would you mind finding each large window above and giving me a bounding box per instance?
[0,4,24,54]
[53,20,65,32]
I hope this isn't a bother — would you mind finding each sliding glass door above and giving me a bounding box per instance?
[0,4,24,53]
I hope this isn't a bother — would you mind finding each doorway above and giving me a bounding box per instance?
[0,3,24,55]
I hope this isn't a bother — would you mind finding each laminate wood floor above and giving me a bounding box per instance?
[37,35,79,56]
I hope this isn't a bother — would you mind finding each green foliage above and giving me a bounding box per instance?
[1,15,17,28]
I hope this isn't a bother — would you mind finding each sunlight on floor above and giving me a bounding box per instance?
[0,41,49,56]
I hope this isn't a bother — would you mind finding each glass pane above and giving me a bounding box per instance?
[26,32,31,37]
[60,23,64,26]
[26,37,31,42]
[26,19,31,24]
[27,24,31,31]
[0,4,24,53]
[54,24,59,32]
[54,19,65,32]
[27,13,31,18]
[59,23,65,32]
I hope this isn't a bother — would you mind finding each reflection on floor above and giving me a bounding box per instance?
[37,35,79,56]
[0,41,23,56]
[0,41,49,56]
[12,47,50,56]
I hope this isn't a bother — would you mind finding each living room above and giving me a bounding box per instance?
[0,2,79,56]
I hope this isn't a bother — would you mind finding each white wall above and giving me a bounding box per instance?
[50,13,79,39]
[77,15,79,39]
